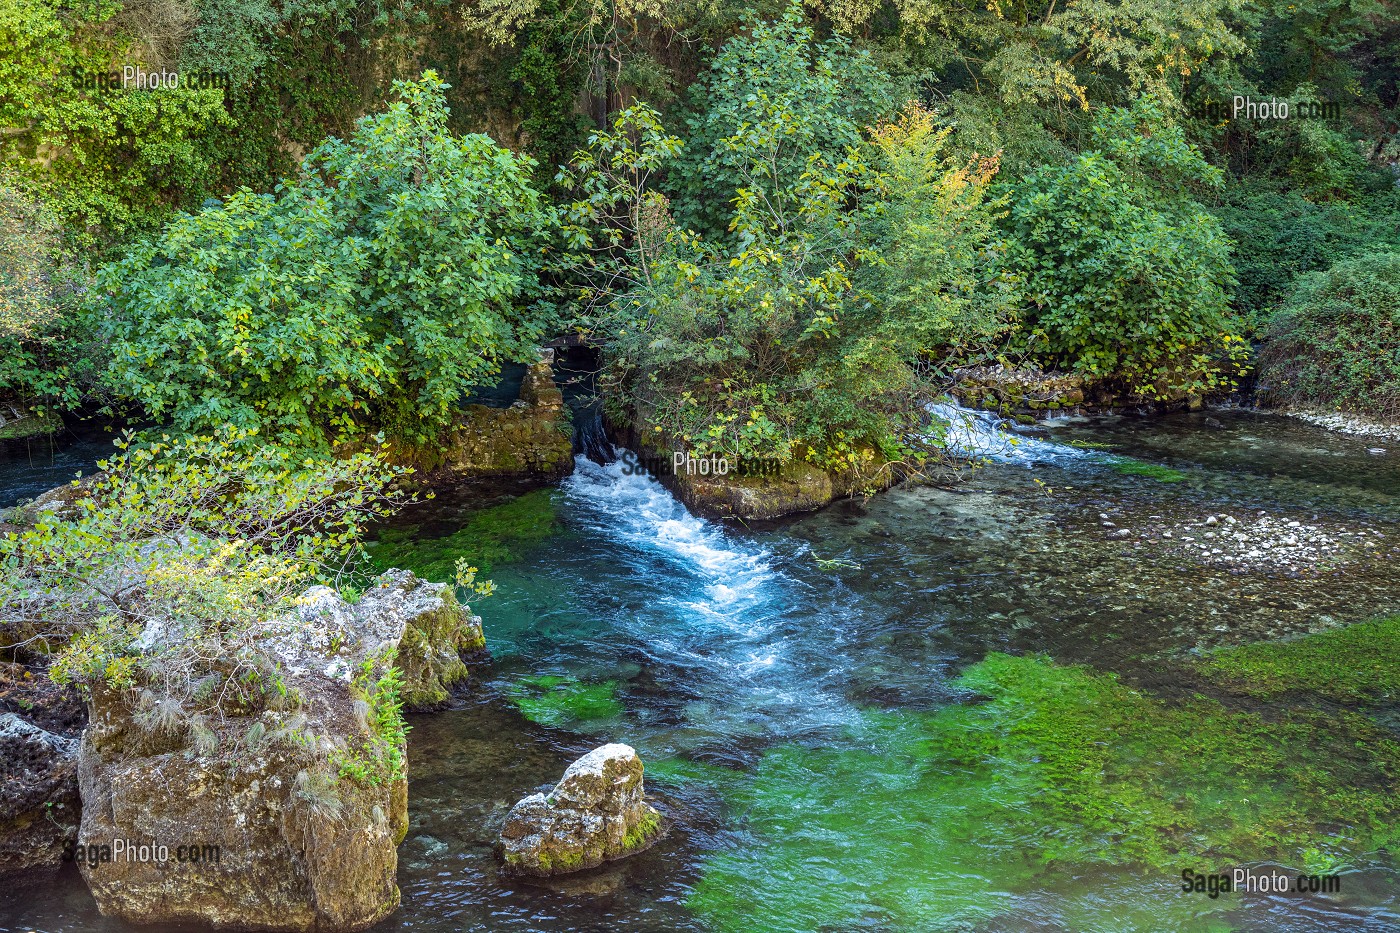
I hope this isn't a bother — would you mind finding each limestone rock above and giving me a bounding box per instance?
[433,349,573,484]
[499,743,664,877]
[671,450,893,521]
[374,570,487,710]
[74,572,445,932]
[0,713,79,872]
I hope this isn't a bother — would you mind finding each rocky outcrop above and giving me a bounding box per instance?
[954,365,1088,414]
[953,364,1212,416]
[0,713,79,872]
[376,570,487,710]
[430,350,574,485]
[73,571,461,932]
[499,744,664,877]
[0,403,60,441]
[669,451,894,522]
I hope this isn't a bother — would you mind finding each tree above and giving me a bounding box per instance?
[99,73,558,447]
[1001,98,1245,397]
[667,3,900,239]
[569,95,1016,472]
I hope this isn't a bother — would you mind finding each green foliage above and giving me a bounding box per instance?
[507,674,622,728]
[1200,614,1400,705]
[0,0,232,245]
[98,73,558,447]
[366,489,558,581]
[1213,185,1400,323]
[688,653,1400,932]
[3,430,406,723]
[668,3,900,239]
[0,177,94,411]
[336,648,410,785]
[1002,99,1246,397]
[1257,251,1400,418]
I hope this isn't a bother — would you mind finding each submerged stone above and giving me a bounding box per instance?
[499,743,664,877]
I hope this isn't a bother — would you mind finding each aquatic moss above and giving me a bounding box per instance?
[1108,457,1187,482]
[508,674,623,729]
[1200,614,1400,705]
[622,809,662,851]
[366,489,558,582]
[688,653,1400,933]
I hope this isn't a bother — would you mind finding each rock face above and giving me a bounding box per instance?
[0,713,79,872]
[671,453,893,521]
[74,571,462,932]
[499,744,664,877]
[432,350,574,485]
[375,570,487,710]
[954,365,1088,414]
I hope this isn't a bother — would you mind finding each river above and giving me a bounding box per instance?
[3,408,1398,932]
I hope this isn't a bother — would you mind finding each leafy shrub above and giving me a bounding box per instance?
[667,2,899,240]
[0,178,93,413]
[98,73,558,447]
[1257,251,1400,417]
[1002,99,1246,398]
[2,430,406,725]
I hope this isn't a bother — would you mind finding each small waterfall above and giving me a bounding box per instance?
[927,401,1089,465]
[560,452,858,741]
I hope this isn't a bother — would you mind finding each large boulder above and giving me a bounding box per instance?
[499,743,664,877]
[73,571,459,932]
[373,570,487,710]
[0,713,79,872]
[671,452,893,521]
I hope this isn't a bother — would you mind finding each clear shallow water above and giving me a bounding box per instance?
[0,419,123,510]
[3,409,1400,932]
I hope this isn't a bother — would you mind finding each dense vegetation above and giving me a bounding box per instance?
[0,0,1394,453]
[2,0,1397,451]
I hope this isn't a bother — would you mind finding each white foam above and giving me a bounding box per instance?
[926,402,1089,465]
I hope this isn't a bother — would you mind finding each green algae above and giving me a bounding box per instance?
[687,653,1400,933]
[507,674,623,729]
[366,489,558,582]
[1108,457,1188,482]
[1200,614,1400,705]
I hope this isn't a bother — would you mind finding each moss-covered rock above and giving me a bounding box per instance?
[499,743,665,877]
[0,405,59,441]
[367,571,487,711]
[425,351,573,485]
[669,449,893,521]
[75,575,421,932]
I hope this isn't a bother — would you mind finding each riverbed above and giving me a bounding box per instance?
[3,408,1398,932]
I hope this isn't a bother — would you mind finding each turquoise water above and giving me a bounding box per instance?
[3,409,1399,931]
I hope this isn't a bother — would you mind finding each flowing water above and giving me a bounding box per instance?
[4,407,1400,932]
